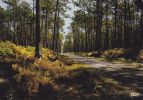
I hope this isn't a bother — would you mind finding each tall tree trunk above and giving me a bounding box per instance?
[104,1,109,50]
[45,9,48,48]
[35,0,41,58]
[95,0,102,50]
[52,0,59,52]
[124,0,128,48]
[140,9,143,48]
[56,8,60,53]
[114,0,118,48]
[33,0,35,46]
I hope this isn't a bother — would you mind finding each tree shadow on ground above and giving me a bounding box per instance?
[0,60,143,100]
[56,66,143,100]
[96,67,143,93]
[0,61,19,100]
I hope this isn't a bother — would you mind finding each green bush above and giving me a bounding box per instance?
[0,41,14,56]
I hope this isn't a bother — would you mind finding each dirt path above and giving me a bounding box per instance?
[63,53,143,97]
[64,53,143,69]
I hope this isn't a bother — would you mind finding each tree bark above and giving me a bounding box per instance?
[35,0,41,58]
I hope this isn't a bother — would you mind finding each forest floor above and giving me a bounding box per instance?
[63,53,143,99]
[1,41,143,100]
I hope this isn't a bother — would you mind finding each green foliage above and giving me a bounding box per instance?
[0,41,68,96]
[0,42,88,98]
[0,41,14,56]
[64,32,73,52]
[1,0,67,52]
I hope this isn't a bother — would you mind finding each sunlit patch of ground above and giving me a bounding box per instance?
[65,64,88,70]
[0,78,8,84]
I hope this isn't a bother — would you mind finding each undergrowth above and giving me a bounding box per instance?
[0,41,68,97]
[78,48,143,63]
[0,41,140,99]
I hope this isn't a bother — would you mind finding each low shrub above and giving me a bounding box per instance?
[48,54,60,62]
[0,41,71,97]
[12,57,67,96]
[60,55,75,66]
[102,48,126,60]
[78,52,88,57]
[88,51,103,57]
[0,41,14,57]
[12,46,34,60]
[48,54,74,66]
[0,41,57,62]
[136,50,143,63]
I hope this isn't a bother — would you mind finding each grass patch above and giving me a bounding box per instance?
[65,64,88,70]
